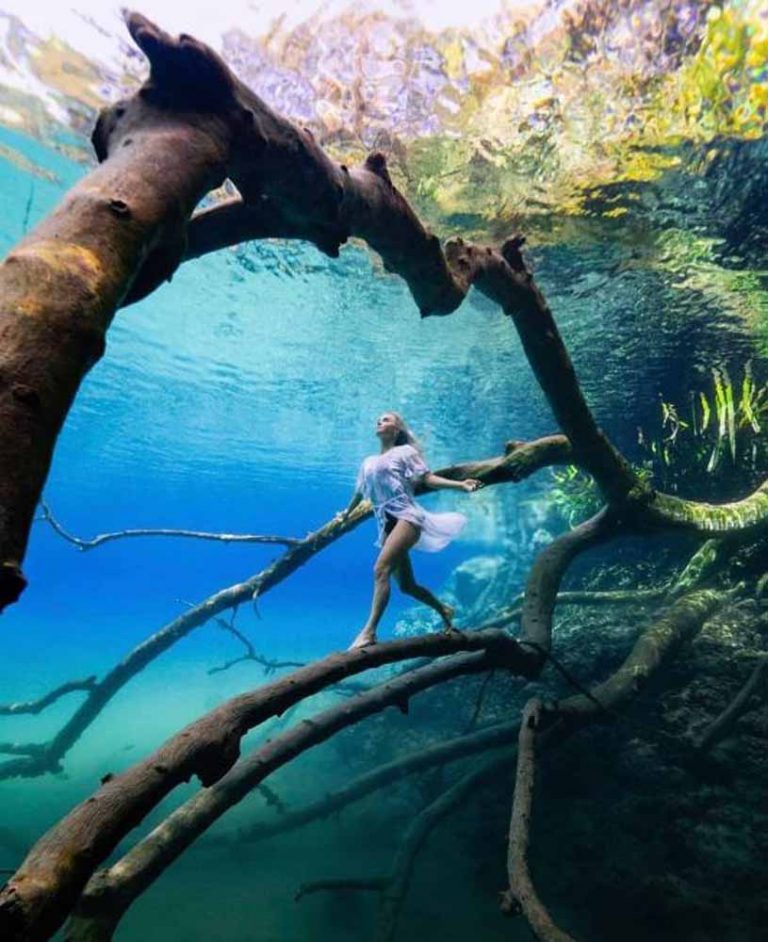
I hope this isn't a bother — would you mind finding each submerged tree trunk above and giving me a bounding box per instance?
[0,17,245,610]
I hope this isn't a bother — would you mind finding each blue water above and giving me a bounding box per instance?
[1,12,767,936]
[0,124,545,941]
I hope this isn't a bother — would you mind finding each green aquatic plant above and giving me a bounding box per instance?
[638,362,768,498]
[549,464,603,527]
[549,462,655,527]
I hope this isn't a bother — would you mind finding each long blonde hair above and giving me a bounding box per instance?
[388,412,423,452]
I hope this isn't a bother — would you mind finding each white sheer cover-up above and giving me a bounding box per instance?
[355,444,466,552]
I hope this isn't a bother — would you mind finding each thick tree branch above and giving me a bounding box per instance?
[500,699,576,942]
[0,14,253,609]
[2,631,536,942]
[0,442,552,784]
[520,507,622,652]
[554,589,724,726]
[644,484,768,535]
[65,645,527,942]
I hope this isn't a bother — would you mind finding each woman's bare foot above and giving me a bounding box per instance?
[348,626,377,650]
[441,603,456,632]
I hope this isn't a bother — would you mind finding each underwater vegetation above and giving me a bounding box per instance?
[0,4,767,942]
[551,361,768,525]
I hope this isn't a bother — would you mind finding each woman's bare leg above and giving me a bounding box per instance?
[394,553,455,629]
[349,520,420,649]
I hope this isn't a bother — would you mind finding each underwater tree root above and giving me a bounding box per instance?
[501,699,576,942]
[500,589,724,941]
[236,718,520,844]
[290,754,513,942]
[373,754,513,942]
[695,653,768,752]
[1,632,538,942]
[64,649,528,942]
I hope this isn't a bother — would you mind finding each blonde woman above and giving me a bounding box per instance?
[339,412,482,649]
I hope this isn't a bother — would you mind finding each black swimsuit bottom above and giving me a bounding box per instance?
[383,512,398,536]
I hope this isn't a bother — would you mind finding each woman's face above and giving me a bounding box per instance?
[375,413,399,441]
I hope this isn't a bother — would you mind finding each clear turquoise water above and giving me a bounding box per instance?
[1,5,767,939]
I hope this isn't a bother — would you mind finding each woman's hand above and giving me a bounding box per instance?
[460,479,483,493]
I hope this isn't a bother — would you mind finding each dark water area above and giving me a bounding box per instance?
[1,2,767,940]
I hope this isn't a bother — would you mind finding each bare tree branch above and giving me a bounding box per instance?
[0,440,556,784]
[501,699,576,942]
[372,754,512,942]
[0,679,96,717]
[519,507,622,653]
[37,500,302,550]
[3,631,537,942]
[237,719,521,845]
[695,653,768,753]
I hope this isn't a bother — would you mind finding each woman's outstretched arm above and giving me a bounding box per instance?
[423,473,482,493]
[338,490,364,520]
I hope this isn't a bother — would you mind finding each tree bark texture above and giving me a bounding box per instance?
[0,15,248,608]
[0,630,535,942]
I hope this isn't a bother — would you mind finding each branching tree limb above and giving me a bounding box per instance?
[262,755,513,942]
[37,501,301,550]
[501,699,576,942]
[0,679,96,717]
[500,589,724,941]
[1,631,538,942]
[65,646,528,942]
[372,753,512,942]
[237,718,520,845]
[0,441,550,783]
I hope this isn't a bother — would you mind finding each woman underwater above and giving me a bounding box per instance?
[338,412,482,649]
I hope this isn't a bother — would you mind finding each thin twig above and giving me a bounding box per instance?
[0,678,97,716]
[463,670,495,733]
[295,878,386,902]
[696,654,768,752]
[38,500,301,550]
